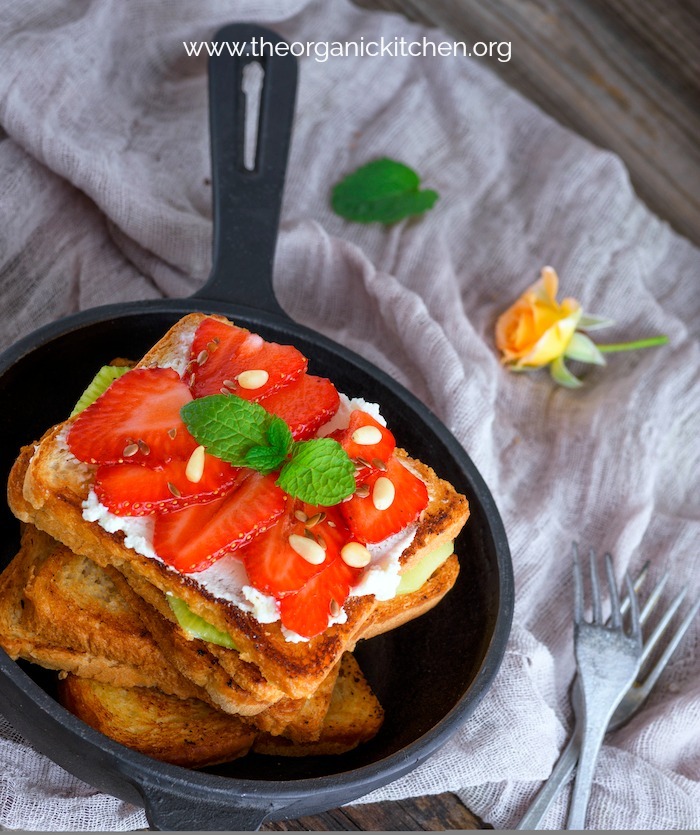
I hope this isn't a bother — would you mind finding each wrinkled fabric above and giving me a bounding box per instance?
[0,0,698,829]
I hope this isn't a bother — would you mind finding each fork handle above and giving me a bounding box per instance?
[566,714,612,829]
[516,733,579,829]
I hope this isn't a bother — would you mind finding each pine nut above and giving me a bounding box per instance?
[288,534,326,565]
[340,541,372,568]
[237,369,269,390]
[185,445,206,483]
[351,425,382,445]
[372,476,395,510]
[197,350,209,365]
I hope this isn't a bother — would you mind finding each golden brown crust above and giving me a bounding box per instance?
[253,654,384,757]
[361,553,460,641]
[0,525,199,698]
[58,675,256,768]
[58,652,381,766]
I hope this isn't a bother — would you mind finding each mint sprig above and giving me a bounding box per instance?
[181,395,355,505]
[331,158,438,224]
[277,438,355,505]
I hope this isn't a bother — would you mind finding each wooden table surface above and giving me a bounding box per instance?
[269,1,699,830]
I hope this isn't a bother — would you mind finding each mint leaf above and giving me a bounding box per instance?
[331,158,438,224]
[267,418,293,458]
[181,395,272,466]
[244,444,289,475]
[277,438,355,505]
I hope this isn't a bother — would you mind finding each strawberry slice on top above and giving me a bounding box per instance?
[94,455,242,516]
[332,410,396,484]
[242,503,350,596]
[278,552,362,639]
[258,374,340,440]
[340,456,428,544]
[153,471,287,572]
[67,367,197,465]
[186,318,249,398]
[188,317,307,400]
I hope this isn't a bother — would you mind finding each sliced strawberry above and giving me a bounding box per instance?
[242,503,351,595]
[189,318,307,400]
[94,456,242,516]
[332,410,396,484]
[278,553,362,639]
[340,456,429,544]
[258,375,340,440]
[186,318,249,397]
[153,472,287,572]
[67,367,197,465]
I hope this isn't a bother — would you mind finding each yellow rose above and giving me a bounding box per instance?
[495,267,582,369]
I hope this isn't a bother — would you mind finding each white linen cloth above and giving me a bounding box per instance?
[1,0,699,829]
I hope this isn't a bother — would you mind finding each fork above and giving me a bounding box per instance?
[516,564,700,829]
[565,546,643,829]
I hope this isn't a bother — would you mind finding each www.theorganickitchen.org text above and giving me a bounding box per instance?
[183,36,512,63]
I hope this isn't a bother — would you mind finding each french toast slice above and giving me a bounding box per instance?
[9,313,469,699]
[253,652,384,757]
[0,522,340,738]
[58,674,257,768]
[58,653,382,767]
[0,525,200,698]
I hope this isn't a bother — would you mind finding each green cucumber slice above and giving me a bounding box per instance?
[70,365,131,416]
[396,541,454,596]
[167,594,237,649]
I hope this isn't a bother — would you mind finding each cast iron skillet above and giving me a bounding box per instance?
[0,24,513,831]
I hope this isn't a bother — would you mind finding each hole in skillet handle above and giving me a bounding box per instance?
[191,22,298,323]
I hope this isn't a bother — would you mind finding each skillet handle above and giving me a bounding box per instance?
[138,781,277,831]
[192,23,297,321]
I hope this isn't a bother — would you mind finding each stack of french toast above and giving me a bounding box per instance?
[0,313,468,768]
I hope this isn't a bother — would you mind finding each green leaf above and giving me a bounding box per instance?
[277,438,355,505]
[180,395,272,466]
[578,313,615,331]
[244,444,288,475]
[549,356,583,388]
[564,332,606,366]
[331,157,438,224]
[267,418,293,458]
